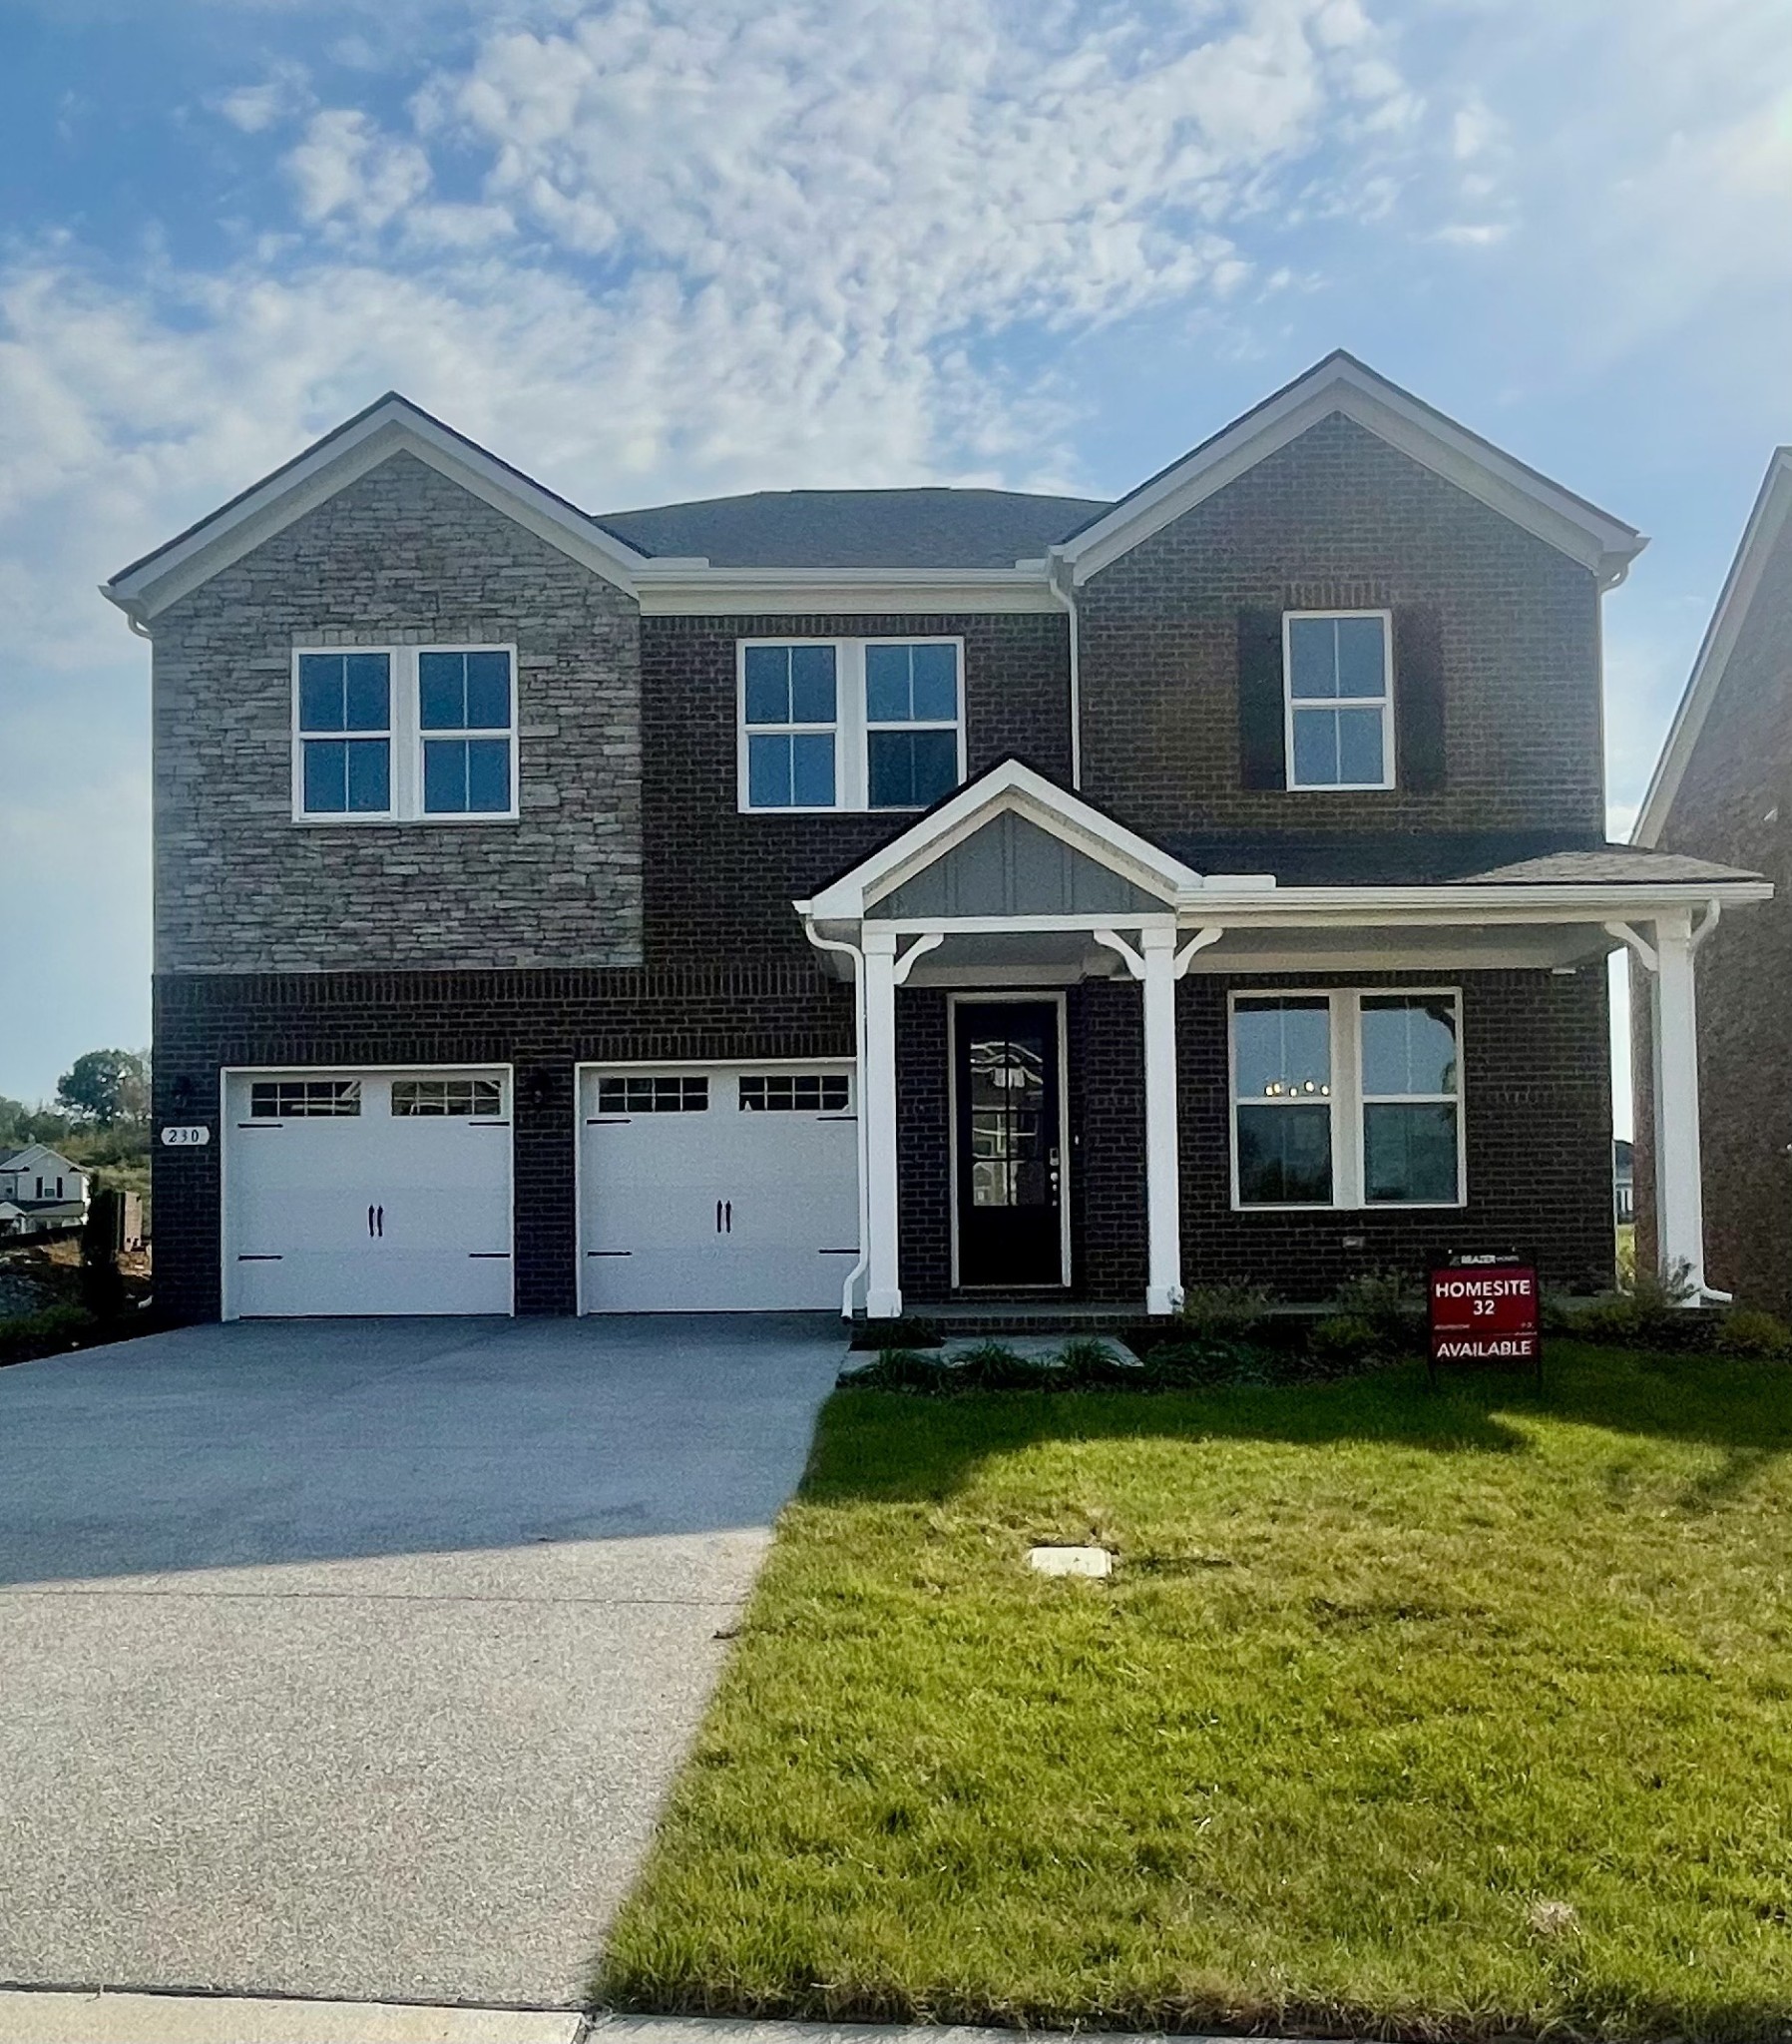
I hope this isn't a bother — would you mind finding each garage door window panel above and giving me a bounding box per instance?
[249,1079,362,1120]
[392,1077,505,1118]
[739,1074,850,1112]
[597,1077,709,1114]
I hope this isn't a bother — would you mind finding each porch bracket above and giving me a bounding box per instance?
[892,931,944,985]
[1174,925,1225,975]
[1602,919,1658,973]
[1091,927,1146,979]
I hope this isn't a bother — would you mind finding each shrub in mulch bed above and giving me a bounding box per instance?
[838,1325,1397,1397]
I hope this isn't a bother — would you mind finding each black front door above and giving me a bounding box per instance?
[955,1000,1064,1288]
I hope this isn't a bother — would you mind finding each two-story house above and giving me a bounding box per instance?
[105,352,1765,1325]
[0,1146,91,1237]
[1632,447,1792,1312]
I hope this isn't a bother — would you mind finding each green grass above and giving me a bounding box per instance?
[599,1344,1792,2040]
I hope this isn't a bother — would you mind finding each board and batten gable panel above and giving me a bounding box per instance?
[875,811,1166,918]
[151,449,644,974]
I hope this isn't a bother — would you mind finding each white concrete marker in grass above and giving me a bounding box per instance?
[1027,1545,1113,1578]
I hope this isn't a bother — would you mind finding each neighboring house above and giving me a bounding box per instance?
[1613,1138,1634,1228]
[104,352,1768,1326]
[0,1146,91,1237]
[1632,448,1792,1311]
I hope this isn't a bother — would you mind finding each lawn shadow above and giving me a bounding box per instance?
[814,1341,1792,1506]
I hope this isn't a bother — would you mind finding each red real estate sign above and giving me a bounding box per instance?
[1429,1258,1540,1366]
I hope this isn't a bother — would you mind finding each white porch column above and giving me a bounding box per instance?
[861,928,903,1320]
[1650,909,1708,1295]
[1139,924,1183,1316]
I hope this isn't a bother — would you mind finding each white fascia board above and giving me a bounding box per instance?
[796,760,1205,920]
[1167,877,1772,925]
[1056,356,1645,588]
[1633,448,1792,846]
[634,565,1057,615]
[104,399,651,623]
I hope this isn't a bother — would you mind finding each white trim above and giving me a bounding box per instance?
[1281,610,1396,792]
[799,760,1205,920]
[1634,447,1792,845]
[638,567,1056,615]
[571,1056,856,1316]
[219,1061,515,1323]
[291,645,520,825]
[1225,988,1467,1214]
[106,400,650,622]
[946,991,1073,1293]
[1053,353,1644,587]
[737,636,967,815]
[1164,878,1771,922]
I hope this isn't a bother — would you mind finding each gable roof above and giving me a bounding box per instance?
[104,353,1644,623]
[103,393,660,625]
[599,488,1108,569]
[0,1144,81,1178]
[797,758,1225,922]
[1633,447,1792,846]
[1051,350,1646,588]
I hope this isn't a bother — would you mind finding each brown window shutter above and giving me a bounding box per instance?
[1237,608,1286,789]
[1395,606,1446,792]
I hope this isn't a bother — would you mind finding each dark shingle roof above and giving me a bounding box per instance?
[1156,830,1762,889]
[596,488,1111,569]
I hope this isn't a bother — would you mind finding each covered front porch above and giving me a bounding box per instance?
[798,762,1770,1321]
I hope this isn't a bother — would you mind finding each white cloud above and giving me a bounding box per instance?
[213,58,313,135]
[285,109,434,231]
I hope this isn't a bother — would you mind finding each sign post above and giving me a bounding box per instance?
[1428,1254,1541,1388]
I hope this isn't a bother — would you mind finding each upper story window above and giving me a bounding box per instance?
[418,651,515,815]
[1283,611,1393,790]
[738,638,964,813]
[1231,989,1463,1210]
[292,646,517,823]
[298,653,393,816]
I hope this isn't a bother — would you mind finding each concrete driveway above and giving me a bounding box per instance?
[0,1314,845,2007]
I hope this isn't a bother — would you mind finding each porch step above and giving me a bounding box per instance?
[900,1300,1134,1336]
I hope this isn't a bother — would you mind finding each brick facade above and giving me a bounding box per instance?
[144,406,1621,1323]
[152,451,644,973]
[1078,412,1605,839]
[1634,511,1792,1311]
[641,611,1071,958]
[152,962,853,1322]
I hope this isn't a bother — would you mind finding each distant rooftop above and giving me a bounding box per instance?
[597,487,1111,570]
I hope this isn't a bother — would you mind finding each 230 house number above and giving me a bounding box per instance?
[159,1125,212,1148]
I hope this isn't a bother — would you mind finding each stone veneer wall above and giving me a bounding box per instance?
[151,450,643,973]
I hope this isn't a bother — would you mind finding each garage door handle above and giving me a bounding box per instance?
[725,1200,732,1234]
[367,1204,375,1239]
[715,1200,722,1234]
[376,1205,384,1238]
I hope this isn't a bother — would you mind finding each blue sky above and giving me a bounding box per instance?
[3,0,1790,1130]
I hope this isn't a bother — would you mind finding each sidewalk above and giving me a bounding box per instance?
[0,2000,1330,2044]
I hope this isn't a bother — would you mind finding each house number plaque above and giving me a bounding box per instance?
[159,1125,212,1148]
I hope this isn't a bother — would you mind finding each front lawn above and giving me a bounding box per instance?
[599,1344,1792,2040]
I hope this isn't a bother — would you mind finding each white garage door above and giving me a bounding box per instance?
[224,1069,513,1318]
[581,1064,858,1311]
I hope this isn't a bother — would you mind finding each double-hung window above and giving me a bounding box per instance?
[419,650,515,815]
[1284,611,1394,789]
[742,645,839,809]
[293,646,517,821]
[1231,990,1463,1209]
[738,638,964,812]
[297,653,393,816]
